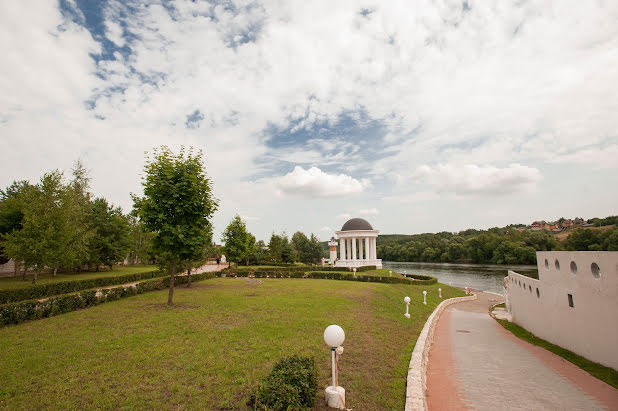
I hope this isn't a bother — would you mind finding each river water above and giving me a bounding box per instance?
[382,261,538,295]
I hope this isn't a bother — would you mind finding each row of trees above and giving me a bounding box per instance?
[376,225,618,265]
[0,163,155,283]
[220,215,324,267]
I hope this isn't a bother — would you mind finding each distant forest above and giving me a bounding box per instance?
[375,217,618,265]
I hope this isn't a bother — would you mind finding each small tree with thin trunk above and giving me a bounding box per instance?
[221,215,251,268]
[132,146,217,305]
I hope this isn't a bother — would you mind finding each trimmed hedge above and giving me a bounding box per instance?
[307,271,419,284]
[0,271,218,327]
[0,269,167,304]
[248,355,318,410]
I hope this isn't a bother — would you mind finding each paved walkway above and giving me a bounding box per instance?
[426,292,618,410]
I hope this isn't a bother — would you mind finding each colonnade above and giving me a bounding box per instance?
[339,236,377,261]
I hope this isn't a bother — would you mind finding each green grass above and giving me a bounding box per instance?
[495,319,618,389]
[0,265,158,290]
[311,268,406,278]
[0,278,463,409]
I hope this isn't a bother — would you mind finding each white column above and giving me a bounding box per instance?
[364,237,370,260]
[372,237,377,260]
[346,238,351,260]
[359,238,364,260]
[352,237,357,260]
[340,238,346,261]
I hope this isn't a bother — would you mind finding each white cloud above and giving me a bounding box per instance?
[320,226,332,232]
[274,166,370,198]
[359,208,379,215]
[412,164,542,196]
[336,213,351,220]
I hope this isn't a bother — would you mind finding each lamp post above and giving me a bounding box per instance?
[404,296,411,318]
[438,288,442,298]
[389,270,392,277]
[353,267,356,278]
[423,290,427,305]
[324,325,346,408]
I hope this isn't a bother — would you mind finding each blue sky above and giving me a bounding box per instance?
[1,0,617,242]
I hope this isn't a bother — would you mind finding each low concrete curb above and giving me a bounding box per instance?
[404,294,478,411]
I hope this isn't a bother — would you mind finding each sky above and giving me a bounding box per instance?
[1,0,617,242]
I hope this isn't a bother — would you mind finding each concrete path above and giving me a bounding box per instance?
[426,292,618,410]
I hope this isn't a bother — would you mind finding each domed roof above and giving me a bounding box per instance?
[341,218,373,231]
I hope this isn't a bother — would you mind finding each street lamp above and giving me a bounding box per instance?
[404,296,411,318]
[353,267,356,278]
[324,325,346,409]
[389,270,392,277]
[438,288,442,298]
[423,290,427,305]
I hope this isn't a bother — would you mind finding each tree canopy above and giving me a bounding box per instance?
[132,146,218,304]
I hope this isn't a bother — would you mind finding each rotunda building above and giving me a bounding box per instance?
[335,218,382,269]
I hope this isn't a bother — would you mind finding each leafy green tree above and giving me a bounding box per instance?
[0,180,30,273]
[221,215,251,267]
[565,228,601,251]
[127,215,155,264]
[87,198,131,270]
[2,171,67,284]
[132,146,218,305]
[291,231,310,263]
[63,161,94,271]
[267,233,283,263]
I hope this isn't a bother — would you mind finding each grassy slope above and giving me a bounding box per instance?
[0,265,158,290]
[496,319,618,389]
[0,278,463,410]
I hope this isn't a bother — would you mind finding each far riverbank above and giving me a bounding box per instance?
[383,261,538,295]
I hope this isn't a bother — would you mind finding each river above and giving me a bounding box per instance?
[382,261,538,295]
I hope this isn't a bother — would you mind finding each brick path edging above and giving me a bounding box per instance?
[404,294,478,411]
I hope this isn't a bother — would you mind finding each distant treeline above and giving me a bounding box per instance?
[376,223,618,265]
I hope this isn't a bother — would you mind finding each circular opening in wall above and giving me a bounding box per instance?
[570,261,577,275]
[555,259,560,270]
[591,262,601,279]
[544,259,549,269]
[536,288,540,298]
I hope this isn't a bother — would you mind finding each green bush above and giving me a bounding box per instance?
[0,270,166,304]
[248,356,318,410]
[0,271,218,327]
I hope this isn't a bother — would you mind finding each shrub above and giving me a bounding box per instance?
[249,356,318,410]
[0,270,166,304]
[0,271,218,327]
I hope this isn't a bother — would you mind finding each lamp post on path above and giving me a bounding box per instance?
[423,290,427,305]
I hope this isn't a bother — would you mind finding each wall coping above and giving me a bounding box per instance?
[404,294,478,411]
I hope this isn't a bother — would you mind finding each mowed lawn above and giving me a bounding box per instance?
[0,264,159,290]
[0,278,464,409]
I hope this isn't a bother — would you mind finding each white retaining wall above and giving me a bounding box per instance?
[507,251,618,370]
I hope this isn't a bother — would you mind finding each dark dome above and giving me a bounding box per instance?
[341,218,373,231]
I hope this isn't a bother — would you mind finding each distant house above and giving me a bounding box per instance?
[531,221,543,231]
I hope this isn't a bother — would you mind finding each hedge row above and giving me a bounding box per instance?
[0,269,167,304]
[0,271,217,327]
[224,264,377,275]
[307,272,420,284]
[248,356,318,410]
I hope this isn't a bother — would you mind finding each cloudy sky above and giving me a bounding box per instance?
[1,0,617,242]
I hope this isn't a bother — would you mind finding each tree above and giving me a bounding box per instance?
[127,215,155,264]
[0,180,30,273]
[63,161,94,271]
[87,198,131,270]
[2,171,67,284]
[267,233,283,263]
[132,146,218,305]
[221,215,251,267]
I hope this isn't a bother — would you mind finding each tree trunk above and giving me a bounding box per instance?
[168,260,176,305]
[22,265,27,281]
[14,260,18,277]
[187,267,191,288]
[33,270,39,285]
[53,267,57,277]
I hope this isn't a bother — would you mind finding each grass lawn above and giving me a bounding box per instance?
[496,319,618,389]
[0,264,159,290]
[311,268,406,278]
[0,278,463,409]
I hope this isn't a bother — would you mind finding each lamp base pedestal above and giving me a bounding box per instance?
[325,386,345,409]
[404,313,410,318]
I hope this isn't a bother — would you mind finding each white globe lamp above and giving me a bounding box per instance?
[323,325,346,408]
